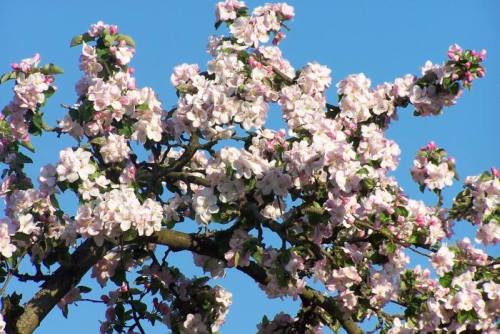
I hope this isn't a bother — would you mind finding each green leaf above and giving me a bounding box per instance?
[90,137,106,145]
[43,86,56,101]
[115,303,125,321]
[110,267,126,285]
[408,234,418,244]
[361,178,375,193]
[130,300,147,314]
[244,177,256,191]
[379,211,391,224]
[234,251,240,267]
[17,152,33,164]
[395,206,409,218]
[70,33,93,47]
[78,102,94,122]
[62,305,69,318]
[70,34,84,47]
[252,246,264,264]
[386,242,397,254]
[0,72,16,84]
[77,285,92,293]
[103,34,116,47]
[40,63,64,75]
[439,272,453,288]
[31,112,44,135]
[118,122,133,137]
[122,229,138,242]
[19,141,35,153]
[115,34,136,47]
[457,310,477,324]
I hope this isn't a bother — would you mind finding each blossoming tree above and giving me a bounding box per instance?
[0,1,498,333]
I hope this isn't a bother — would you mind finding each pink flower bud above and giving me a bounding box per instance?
[464,62,471,69]
[127,165,136,179]
[248,56,261,69]
[158,303,169,315]
[479,49,487,61]
[100,322,110,334]
[447,52,459,61]
[109,25,118,35]
[465,72,473,82]
[119,282,128,292]
[10,63,19,70]
[476,68,485,78]
[448,43,462,53]
[415,215,426,227]
[101,295,110,303]
[105,307,115,321]
[492,167,499,178]
[119,96,130,106]
[127,78,136,90]
[427,141,437,150]
[128,67,135,74]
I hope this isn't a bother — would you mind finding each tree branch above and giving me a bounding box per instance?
[7,227,362,334]
[152,229,364,334]
[6,239,110,334]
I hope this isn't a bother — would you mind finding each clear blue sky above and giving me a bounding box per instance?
[1,1,499,333]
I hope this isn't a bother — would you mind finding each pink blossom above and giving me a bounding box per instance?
[99,133,131,163]
[431,245,455,276]
[216,0,246,21]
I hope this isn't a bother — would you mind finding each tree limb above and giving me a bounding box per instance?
[6,239,110,334]
[8,228,363,334]
[152,229,364,334]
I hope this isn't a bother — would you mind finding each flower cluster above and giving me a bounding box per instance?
[99,133,131,163]
[95,263,234,334]
[409,44,486,116]
[224,2,294,48]
[75,186,163,245]
[395,238,496,333]
[411,141,457,192]
[337,73,397,126]
[451,168,500,244]
[56,147,96,183]
[256,312,322,334]
[0,53,58,169]
[61,22,163,144]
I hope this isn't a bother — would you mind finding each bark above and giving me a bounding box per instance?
[7,239,110,334]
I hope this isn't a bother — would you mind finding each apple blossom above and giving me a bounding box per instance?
[0,3,495,334]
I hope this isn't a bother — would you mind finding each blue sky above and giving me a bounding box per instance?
[1,0,499,333]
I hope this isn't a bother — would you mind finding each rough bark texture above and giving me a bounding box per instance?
[7,239,109,334]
